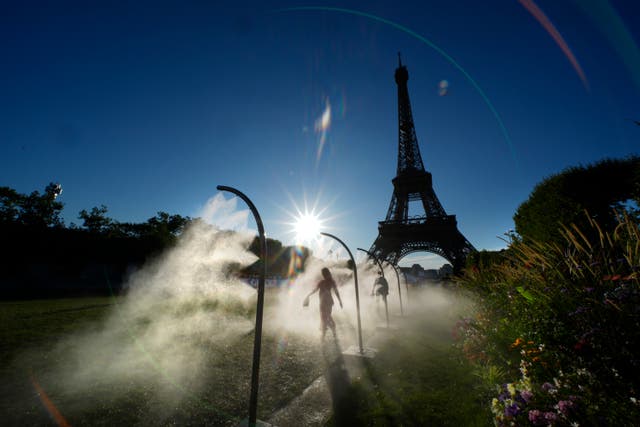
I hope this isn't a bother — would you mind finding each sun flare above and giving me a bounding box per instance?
[293,213,322,244]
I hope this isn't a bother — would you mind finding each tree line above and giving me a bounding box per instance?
[1,183,190,243]
[0,183,310,298]
[467,155,640,269]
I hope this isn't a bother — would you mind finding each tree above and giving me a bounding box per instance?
[249,236,284,259]
[0,183,65,228]
[514,157,640,243]
[19,183,64,228]
[244,236,312,277]
[0,187,22,224]
[138,211,191,247]
[78,205,113,234]
[145,211,190,236]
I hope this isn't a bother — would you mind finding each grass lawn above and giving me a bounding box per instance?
[0,293,324,426]
[0,287,491,426]
[326,289,492,426]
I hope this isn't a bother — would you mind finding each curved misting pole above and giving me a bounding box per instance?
[357,248,389,327]
[400,268,409,306]
[356,248,385,278]
[386,262,404,316]
[216,185,265,427]
[320,232,363,354]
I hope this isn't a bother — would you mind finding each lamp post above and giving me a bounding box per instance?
[320,232,364,355]
[357,248,389,327]
[216,186,266,427]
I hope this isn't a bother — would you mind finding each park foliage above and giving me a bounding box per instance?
[0,183,309,298]
[459,213,640,426]
[459,156,640,425]
[514,156,640,244]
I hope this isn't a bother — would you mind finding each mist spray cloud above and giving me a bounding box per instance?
[32,193,474,424]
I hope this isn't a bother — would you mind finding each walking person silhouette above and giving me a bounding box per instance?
[372,271,390,326]
[371,270,389,301]
[304,267,343,339]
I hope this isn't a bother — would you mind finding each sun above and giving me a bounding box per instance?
[293,212,322,244]
[279,190,340,246]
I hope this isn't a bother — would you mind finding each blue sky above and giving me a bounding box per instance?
[1,1,639,268]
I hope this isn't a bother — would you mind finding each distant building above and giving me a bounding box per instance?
[400,262,454,285]
[439,264,453,278]
[410,263,423,277]
[423,269,439,280]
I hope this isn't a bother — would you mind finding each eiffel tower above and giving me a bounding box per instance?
[369,55,475,272]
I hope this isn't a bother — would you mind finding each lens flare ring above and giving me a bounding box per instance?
[281,5,518,165]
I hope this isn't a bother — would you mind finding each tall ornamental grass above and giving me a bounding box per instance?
[458,213,640,426]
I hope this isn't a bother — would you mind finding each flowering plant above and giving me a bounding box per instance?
[460,213,640,425]
[490,358,583,426]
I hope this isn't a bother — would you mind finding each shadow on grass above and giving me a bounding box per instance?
[323,326,492,426]
[322,337,359,426]
[361,359,423,427]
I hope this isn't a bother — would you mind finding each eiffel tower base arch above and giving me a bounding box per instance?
[370,216,475,274]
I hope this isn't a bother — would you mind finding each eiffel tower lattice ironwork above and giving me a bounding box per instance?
[369,55,475,272]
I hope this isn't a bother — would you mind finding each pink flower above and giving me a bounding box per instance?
[556,400,573,415]
[528,409,544,425]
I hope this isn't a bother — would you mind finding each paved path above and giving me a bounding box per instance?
[267,374,332,427]
[266,328,390,427]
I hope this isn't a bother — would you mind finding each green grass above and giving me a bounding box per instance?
[0,288,492,426]
[0,294,324,426]
[0,297,116,360]
[325,304,493,427]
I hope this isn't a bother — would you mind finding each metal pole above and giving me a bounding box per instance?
[401,269,409,308]
[321,232,363,354]
[386,262,404,316]
[357,248,389,327]
[356,248,384,279]
[217,185,266,427]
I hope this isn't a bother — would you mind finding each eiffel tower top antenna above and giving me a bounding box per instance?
[394,52,420,173]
